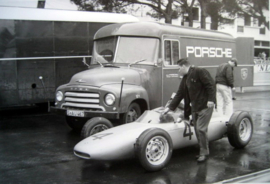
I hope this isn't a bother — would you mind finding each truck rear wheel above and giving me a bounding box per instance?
[122,102,141,123]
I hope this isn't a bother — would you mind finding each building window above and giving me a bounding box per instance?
[260,27,265,35]
[253,18,258,27]
[237,26,244,32]
[192,8,199,21]
[262,41,269,47]
[183,7,199,23]
[244,14,251,26]
[254,41,260,46]
[221,17,234,25]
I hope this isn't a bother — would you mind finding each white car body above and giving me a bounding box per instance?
[74,108,227,161]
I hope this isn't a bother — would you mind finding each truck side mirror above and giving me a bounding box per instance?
[82,57,90,68]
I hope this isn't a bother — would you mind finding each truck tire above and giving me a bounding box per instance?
[227,111,253,149]
[135,128,173,172]
[81,117,113,139]
[65,116,86,132]
[122,102,141,124]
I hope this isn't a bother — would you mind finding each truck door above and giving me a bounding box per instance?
[162,36,181,106]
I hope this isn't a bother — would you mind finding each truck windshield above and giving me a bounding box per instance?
[92,36,159,65]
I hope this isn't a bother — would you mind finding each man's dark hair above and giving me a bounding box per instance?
[230,58,238,67]
[177,58,190,66]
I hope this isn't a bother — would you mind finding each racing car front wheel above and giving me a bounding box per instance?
[81,117,113,139]
[135,128,173,172]
[227,111,253,149]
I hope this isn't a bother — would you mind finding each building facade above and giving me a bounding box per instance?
[128,3,270,59]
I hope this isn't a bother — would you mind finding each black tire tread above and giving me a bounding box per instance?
[227,111,253,149]
[81,117,113,139]
[135,128,173,172]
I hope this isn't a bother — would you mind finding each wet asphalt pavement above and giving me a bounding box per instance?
[0,91,270,184]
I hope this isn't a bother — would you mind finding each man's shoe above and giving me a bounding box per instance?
[197,155,208,162]
[195,154,208,159]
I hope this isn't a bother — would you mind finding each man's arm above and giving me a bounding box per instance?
[199,68,216,104]
[226,66,234,88]
[168,78,185,111]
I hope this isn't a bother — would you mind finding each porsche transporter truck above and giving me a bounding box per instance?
[51,22,254,131]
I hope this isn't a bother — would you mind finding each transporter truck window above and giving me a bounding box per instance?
[164,40,180,65]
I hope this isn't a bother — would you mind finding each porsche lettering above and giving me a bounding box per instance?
[186,46,232,58]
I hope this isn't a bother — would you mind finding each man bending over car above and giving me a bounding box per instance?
[160,58,216,162]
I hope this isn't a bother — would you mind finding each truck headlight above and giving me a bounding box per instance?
[56,91,63,101]
[105,93,115,106]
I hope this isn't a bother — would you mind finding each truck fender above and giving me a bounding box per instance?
[119,85,149,114]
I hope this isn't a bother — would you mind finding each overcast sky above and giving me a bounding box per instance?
[0,0,78,10]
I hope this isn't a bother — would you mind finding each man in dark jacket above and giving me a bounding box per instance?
[160,58,216,162]
[215,58,237,119]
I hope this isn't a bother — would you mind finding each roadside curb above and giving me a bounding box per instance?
[235,85,270,93]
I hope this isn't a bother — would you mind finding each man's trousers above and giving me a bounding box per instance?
[192,107,214,156]
[216,83,233,118]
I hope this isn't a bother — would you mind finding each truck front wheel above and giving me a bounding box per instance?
[81,117,113,139]
[122,102,141,124]
[65,116,86,132]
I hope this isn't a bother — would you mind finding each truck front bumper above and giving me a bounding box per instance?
[50,106,120,119]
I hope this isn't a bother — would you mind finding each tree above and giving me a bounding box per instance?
[206,1,223,30]
[180,0,196,27]
[197,0,208,29]
[236,0,269,29]
[70,0,128,13]
[200,0,269,30]
[71,0,269,30]
[205,0,235,30]
[70,0,197,24]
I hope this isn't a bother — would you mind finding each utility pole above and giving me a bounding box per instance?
[158,0,161,21]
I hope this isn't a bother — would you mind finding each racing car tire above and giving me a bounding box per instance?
[121,102,141,124]
[135,128,173,172]
[227,111,253,149]
[81,117,113,139]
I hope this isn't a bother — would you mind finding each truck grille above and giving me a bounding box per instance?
[61,92,105,111]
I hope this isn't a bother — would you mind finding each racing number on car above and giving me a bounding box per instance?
[92,133,113,140]
[183,121,193,140]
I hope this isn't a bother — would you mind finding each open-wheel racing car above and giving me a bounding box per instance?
[73,100,253,172]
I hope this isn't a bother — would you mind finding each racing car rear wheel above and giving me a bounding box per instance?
[135,128,173,172]
[81,117,113,139]
[227,111,253,149]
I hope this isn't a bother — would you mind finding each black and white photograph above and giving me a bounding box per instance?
[0,0,269,183]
